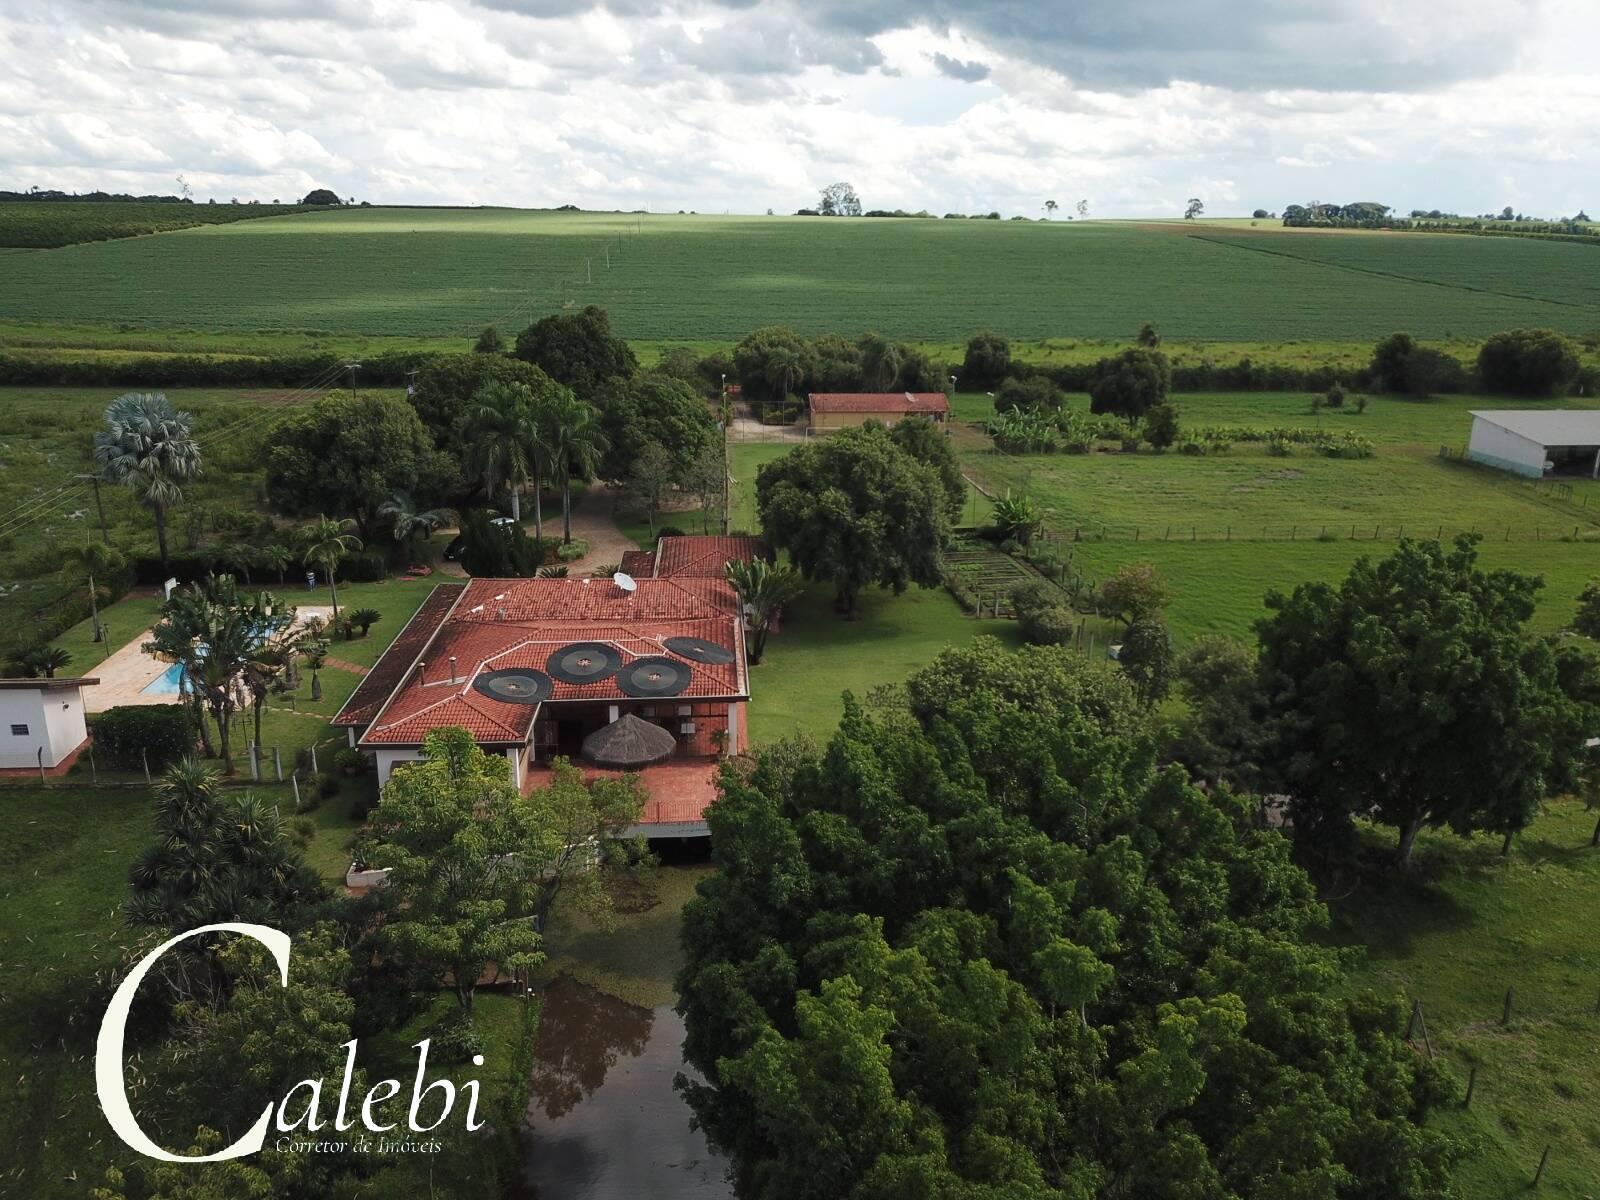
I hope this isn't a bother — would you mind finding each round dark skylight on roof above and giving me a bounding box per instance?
[663,635,736,665]
[546,642,623,685]
[473,669,553,704]
[616,656,693,698]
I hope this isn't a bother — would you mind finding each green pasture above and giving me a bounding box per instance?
[961,390,1600,540]
[2,208,1596,342]
[0,200,308,249]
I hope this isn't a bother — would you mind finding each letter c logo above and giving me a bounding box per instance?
[96,922,290,1162]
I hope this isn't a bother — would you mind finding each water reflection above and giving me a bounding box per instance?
[522,976,732,1199]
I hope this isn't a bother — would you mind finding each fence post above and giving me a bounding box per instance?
[88,743,97,786]
[1533,1145,1550,1187]
[1463,1065,1477,1109]
[1501,987,1514,1026]
[142,747,151,785]
[274,746,283,783]
[249,741,259,782]
[311,743,319,774]
[291,774,301,809]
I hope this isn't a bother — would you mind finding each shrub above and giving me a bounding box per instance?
[288,816,317,848]
[92,705,196,769]
[1178,438,1205,456]
[994,376,1063,415]
[1141,402,1180,450]
[345,607,381,636]
[318,771,342,799]
[1325,383,1345,408]
[1019,603,1077,646]
[332,746,366,776]
[1266,435,1293,457]
[1476,328,1581,396]
[430,1010,485,1064]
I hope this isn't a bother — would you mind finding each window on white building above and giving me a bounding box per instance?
[10,723,28,736]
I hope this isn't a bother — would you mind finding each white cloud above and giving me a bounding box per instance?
[0,0,1594,218]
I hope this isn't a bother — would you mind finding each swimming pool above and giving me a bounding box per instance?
[141,662,186,695]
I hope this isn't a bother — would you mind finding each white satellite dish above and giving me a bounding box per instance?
[613,571,637,593]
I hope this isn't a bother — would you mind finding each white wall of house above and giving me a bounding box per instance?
[0,686,88,768]
[374,748,424,787]
[1467,418,1547,477]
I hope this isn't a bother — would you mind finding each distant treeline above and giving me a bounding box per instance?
[1274,200,1596,240]
[0,188,195,203]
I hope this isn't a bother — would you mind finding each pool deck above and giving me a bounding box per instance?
[83,606,334,712]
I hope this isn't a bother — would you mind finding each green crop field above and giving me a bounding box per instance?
[2,207,1597,343]
[0,200,310,249]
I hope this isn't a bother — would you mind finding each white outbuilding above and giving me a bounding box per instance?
[1466,410,1600,479]
[0,676,97,773]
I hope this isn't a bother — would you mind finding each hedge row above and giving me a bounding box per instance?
[131,546,394,587]
[1007,358,1599,396]
[91,705,197,770]
[0,349,440,388]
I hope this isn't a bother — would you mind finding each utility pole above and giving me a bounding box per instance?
[77,473,109,544]
[344,362,362,398]
[87,569,103,643]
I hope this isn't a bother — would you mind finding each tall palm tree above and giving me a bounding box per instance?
[858,333,902,391]
[301,516,362,617]
[763,347,804,401]
[378,491,451,561]
[464,381,538,522]
[726,557,804,665]
[93,392,202,575]
[549,396,608,544]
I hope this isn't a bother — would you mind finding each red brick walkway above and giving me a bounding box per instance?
[324,657,370,676]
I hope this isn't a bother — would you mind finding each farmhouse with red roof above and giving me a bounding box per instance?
[333,536,764,836]
[807,391,950,433]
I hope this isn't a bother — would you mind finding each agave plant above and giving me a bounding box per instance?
[990,491,1043,545]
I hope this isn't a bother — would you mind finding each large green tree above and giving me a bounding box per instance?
[1476,327,1580,396]
[1257,535,1597,867]
[679,642,1461,1199]
[733,326,818,402]
[1087,347,1171,420]
[368,729,548,1008]
[513,304,637,395]
[93,392,202,575]
[756,424,949,618]
[889,414,965,523]
[264,392,449,539]
[593,373,717,483]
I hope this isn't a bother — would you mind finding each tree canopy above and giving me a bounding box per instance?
[679,640,1461,1200]
[962,331,1010,387]
[593,372,718,482]
[1257,535,1598,867]
[756,423,949,617]
[513,304,638,395]
[1476,327,1580,396]
[1087,348,1171,420]
[264,392,450,538]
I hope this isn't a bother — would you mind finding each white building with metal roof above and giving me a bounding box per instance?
[1465,410,1600,479]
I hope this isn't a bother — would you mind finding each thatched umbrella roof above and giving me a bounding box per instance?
[581,713,677,768]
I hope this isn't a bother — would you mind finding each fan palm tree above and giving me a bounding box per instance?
[549,396,608,544]
[301,516,362,617]
[378,491,451,561]
[726,557,804,665]
[93,392,202,575]
[464,381,539,522]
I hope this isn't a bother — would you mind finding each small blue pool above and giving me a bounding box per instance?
[141,662,186,695]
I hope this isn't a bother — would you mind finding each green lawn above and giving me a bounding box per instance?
[747,579,1023,745]
[1327,801,1600,1198]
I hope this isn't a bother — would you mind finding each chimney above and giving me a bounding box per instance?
[449,655,458,684]
[416,660,426,685]
[497,606,507,620]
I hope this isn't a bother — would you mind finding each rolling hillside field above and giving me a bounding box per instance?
[1,207,1596,342]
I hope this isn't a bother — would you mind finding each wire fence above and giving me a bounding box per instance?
[1025,521,1600,546]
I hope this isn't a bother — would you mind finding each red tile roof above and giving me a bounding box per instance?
[333,583,465,727]
[618,550,655,578]
[653,535,764,579]
[356,576,749,747]
[807,392,951,415]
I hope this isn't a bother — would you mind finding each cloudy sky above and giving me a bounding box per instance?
[2,0,1596,218]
